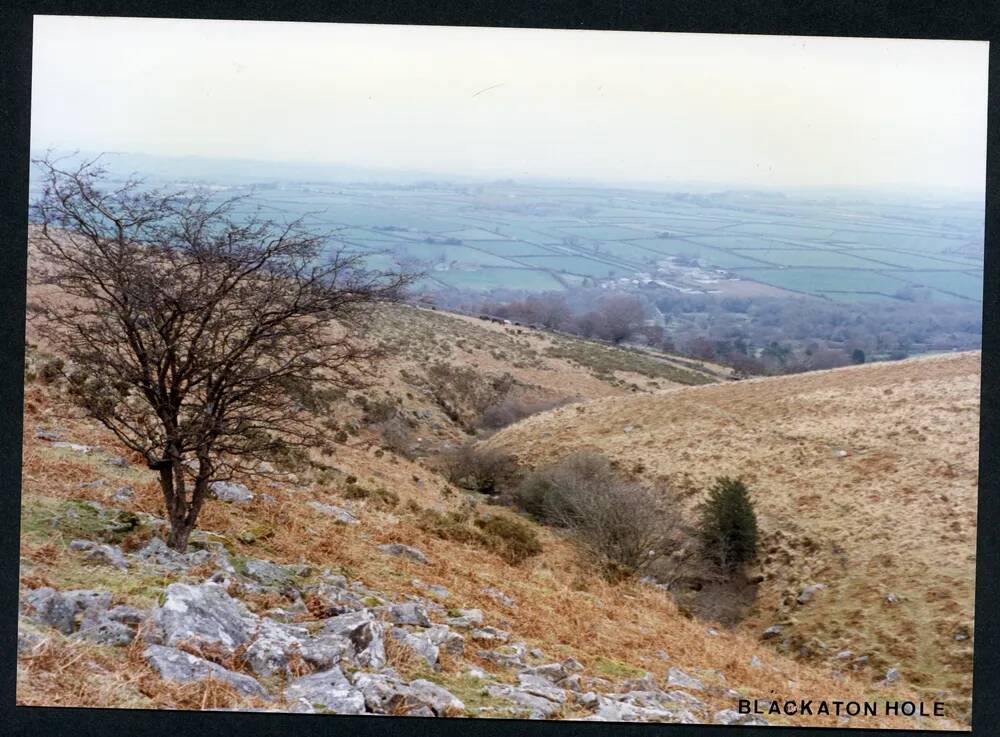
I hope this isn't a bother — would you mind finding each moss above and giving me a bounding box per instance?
[593,656,645,680]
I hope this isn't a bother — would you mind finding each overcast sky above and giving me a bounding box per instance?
[31,16,989,196]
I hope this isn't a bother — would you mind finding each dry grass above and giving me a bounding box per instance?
[489,350,980,722]
[16,254,969,727]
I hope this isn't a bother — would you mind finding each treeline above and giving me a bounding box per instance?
[425,286,981,376]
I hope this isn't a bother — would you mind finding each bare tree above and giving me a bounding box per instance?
[29,154,413,550]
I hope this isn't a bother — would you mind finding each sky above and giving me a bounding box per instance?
[30,16,989,197]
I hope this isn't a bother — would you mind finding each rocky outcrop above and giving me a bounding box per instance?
[144,644,268,698]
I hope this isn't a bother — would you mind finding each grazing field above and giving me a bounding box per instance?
[27,175,986,302]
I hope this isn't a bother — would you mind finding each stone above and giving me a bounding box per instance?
[837,650,854,659]
[144,644,267,698]
[69,540,129,570]
[112,486,135,502]
[378,543,428,564]
[106,456,130,468]
[482,587,516,608]
[247,619,351,676]
[385,602,431,627]
[485,683,563,719]
[666,667,704,691]
[106,605,146,626]
[445,608,484,629]
[470,626,509,643]
[797,583,825,604]
[17,628,44,654]
[883,667,901,685]
[391,627,439,668]
[761,624,783,640]
[749,655,763,669]
[308,583,367,615]
[153,582,256,654]
[23,588,111,635]
[523,662,569,683]
[714,709,769,726]
[885,593,900,604]
[424,624,465,657]
[321,610,386,669]
[35,429,62,441]
[620,673,660,692]
[51,441,94,453]
[241,558,292,588]
[307,501,359,524]
[77,608,135,646]
[517,674,567,703]
[284,667,366,714]
[208,481,253,504]
[407,679,465,716]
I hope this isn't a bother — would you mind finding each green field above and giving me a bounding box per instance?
[156,180,986,301]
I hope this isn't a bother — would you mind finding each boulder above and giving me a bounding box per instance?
[407,679,465,716]
[391,627,439,668]
[797,583,825,605]
[242,619,349,677]
[209,481,254,504]
[23,588,112,635]
[385,603,431,627]
[112,486,135,503]
[485,683,562,719]
[445,608,483,629]
[522,662,569,683]
[516,674,567,703]
[152,582,256,654]
[307,501,358,525]
[77,608,135,646]
[17,628,44,654]
[378,543,428,564]
[321,610,386,669]
[471,626,509,643]
[761,624,783,640]
[144,644,267,698]
[284,667,366,714]
[666,667,704,691]
[69,540,129,570]
[241,559,293,588]
[482,587,516,608]
[424,625,465,657]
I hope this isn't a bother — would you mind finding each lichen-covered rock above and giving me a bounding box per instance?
[284,667,366,714]
[23,588,112,635]
[77,608,135,646]
[385,603,431,627]
[144,644,267,698]
[307,501,359,524]
[321,610,386,669]
[406,679,465,716]
[485,683,563,719]
[445,608,483,629]
[666,667,704,691]
[470,626,509,643]
[209,481,254,504]
[482,587,516,608]
[241,558,293,588]
[391,627,439,668]
[242,618,350,677]
[152,582,256,654]
[378,543,428,564]
[424,624,465,657]
[69,540,130,570]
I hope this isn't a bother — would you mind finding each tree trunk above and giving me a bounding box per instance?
[158,459,192,553]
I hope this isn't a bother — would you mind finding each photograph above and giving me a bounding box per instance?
[15,15,986,730]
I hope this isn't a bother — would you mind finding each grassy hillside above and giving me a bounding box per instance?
[17,363,958,728]
[488,351,979,721]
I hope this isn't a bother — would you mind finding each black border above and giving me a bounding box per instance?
[1,2,996,737]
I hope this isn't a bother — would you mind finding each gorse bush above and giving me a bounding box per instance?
[698,476,759,572]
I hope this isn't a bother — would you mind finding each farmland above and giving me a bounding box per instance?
[28,172,985,303]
